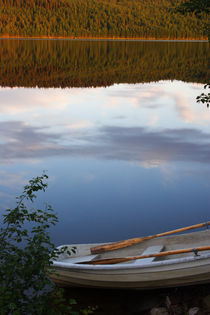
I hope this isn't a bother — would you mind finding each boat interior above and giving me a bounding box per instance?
[56,229,210,265]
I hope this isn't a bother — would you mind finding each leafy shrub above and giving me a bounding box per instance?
[0,173,76,314]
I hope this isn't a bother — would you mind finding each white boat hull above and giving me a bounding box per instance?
[49,230,210,289]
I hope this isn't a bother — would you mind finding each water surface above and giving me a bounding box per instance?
[0,40,209,245]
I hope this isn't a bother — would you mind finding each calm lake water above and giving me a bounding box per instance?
[0,39,209,246]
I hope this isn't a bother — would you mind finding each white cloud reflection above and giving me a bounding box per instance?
[0,81,209,170]
[0,82,209,130]
[0,87,70,114]
[66,121,93,129]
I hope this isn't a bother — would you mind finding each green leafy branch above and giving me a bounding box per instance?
[196,84,210,108]
[0,173,77,314]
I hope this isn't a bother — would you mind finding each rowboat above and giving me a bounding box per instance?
[49,226,210,289]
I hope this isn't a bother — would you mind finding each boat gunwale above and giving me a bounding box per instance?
[52,252,210,271]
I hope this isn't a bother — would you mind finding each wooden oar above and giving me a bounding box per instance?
[81,245,210,265]
[90,221,210,254]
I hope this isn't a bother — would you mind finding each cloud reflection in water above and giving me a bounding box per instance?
[0,81,210,243]
[0,124,210,167]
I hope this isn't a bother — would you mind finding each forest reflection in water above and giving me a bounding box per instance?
[0,39,209,88]
[0,40,209,245]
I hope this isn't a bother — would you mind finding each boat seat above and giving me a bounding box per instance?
[64,255,98,264]
[132,245,164,265]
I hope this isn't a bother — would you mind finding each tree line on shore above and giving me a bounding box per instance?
[0,0,208,39]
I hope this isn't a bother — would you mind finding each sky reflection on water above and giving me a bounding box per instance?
[0,81,210,245]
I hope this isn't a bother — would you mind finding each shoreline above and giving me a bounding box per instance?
[0,35,208,42]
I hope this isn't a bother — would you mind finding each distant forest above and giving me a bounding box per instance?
[0,0,208,39]
[0,39,208,88]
